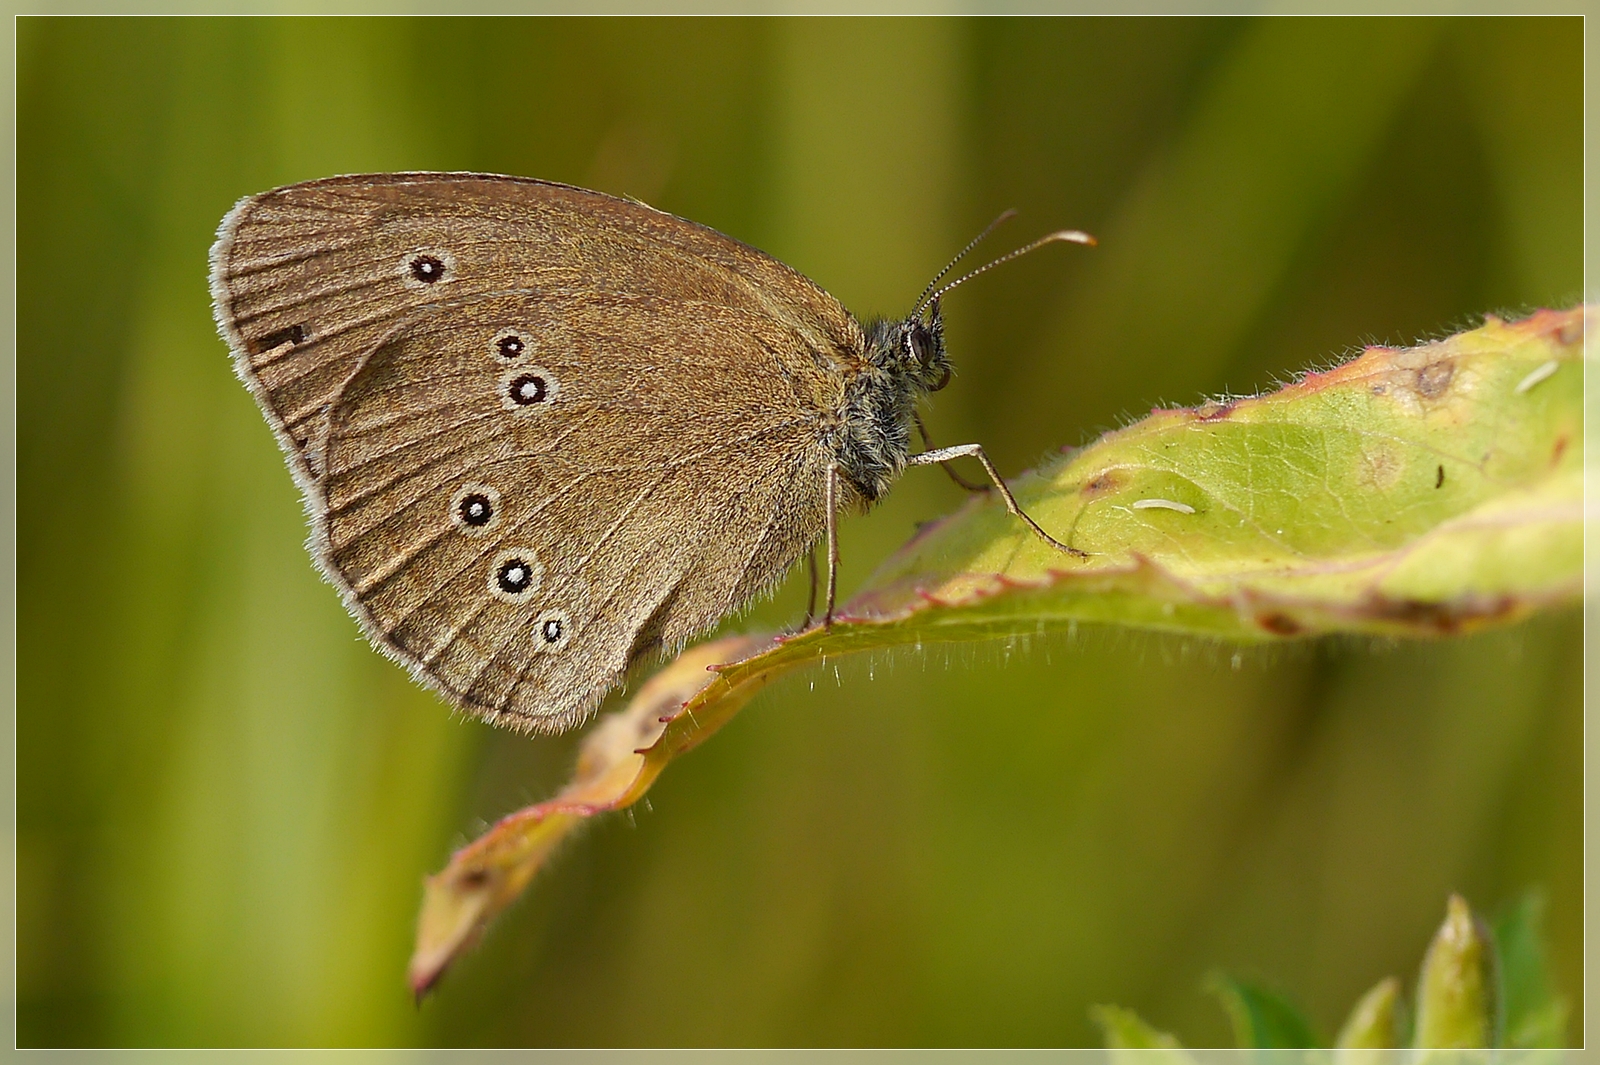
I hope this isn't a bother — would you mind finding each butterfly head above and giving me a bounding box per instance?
[867,300,953,396]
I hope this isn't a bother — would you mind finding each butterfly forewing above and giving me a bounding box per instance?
[214,175,853,480]
[211,173,860,732]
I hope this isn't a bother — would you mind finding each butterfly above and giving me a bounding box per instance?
[210,172,1090,733]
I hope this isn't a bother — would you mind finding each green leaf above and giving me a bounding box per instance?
[694,310,1581,722]
[1414,895,1494,1049]
[846,307,1581,644]
[1206,972,1323,1050]
[411,309,1584,990]
[1492,890,1569,1048]
[1091,1004,1197,1065]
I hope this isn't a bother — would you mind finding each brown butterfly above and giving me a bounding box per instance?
[210,173,1091,733]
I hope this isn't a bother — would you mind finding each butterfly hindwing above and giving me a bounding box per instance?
[319,294,830,730]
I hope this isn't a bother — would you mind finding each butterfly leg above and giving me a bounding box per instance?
[907,444,1089,558]
[802,547,819,628]
[915,412,986,492]
[823,463,841,628]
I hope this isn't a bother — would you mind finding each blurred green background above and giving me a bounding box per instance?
[18,16,1581,1047]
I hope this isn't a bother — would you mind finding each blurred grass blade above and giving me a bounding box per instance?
[1091,1004,1196,1064]
[1414,895,1494,1049]
[1206,972,1323,1049]
[413,309,1582,990]
[1492,891,1569,1048]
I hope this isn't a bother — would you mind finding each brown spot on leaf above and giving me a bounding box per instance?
[1358,444,1404,492]
[1195,401,1235,421]
[1081,471,1123,497]
[1415,360,1454,398]
[1257,612,1303,636]
[1362,593,1516,635]
[1552,435,1569,465]
[1435,464,1445,488]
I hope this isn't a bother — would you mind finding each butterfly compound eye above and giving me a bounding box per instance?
[903,325,942,372]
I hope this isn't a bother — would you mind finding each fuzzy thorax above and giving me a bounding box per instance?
[833,307,953,502]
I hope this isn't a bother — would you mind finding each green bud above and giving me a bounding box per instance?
[1414,895,1495,1048]
[1337,975,1402,1049]
[1091,1004,1183,1050]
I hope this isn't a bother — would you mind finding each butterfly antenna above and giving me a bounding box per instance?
[926,229,1096,307]
[912,209,1019,318]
